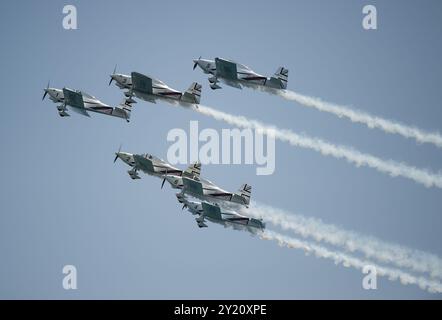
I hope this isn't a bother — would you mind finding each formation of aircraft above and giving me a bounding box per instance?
[42,82,133,121]
[192,57,288,91]
[114,149,263,233]
[114,149,251,208]
[42,57,287,234]
[43,57,288,121]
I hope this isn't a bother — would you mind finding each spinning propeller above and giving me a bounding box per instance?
[193,56,201,70]
[113,144,122,163]
[42,81,50,100]
[109,65,117,86]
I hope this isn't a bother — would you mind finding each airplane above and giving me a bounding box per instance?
[192,57,288,91]
[114,149,251,207]
[176,193,265,233]
[165,169,252,208]
[109,68,202,106]
[42,82,134,122]
[113,148,200,183]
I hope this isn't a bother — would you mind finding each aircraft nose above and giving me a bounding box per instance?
[114,151,128,163]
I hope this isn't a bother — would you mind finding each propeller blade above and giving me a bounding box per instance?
[109,65,117,86]
[113,144,122,163]
[42,80,50,100]
[161,169,169,189]
[193,56,201,70]
[161,177,166,189]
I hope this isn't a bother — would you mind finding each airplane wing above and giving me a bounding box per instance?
[182,177,204,196]
[215,58,238,80]
[133,154,155,173]
[131,72,153,94]
[201,202,223,221]
[62,88,90,117]
[133,154,183,176]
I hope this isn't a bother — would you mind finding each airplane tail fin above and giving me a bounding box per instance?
[182,82,202,104]
[183,162,201,179]
[116,97,136,122]
[236,184,252,206]
[270,67,289,89]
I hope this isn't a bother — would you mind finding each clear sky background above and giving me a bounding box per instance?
[1,0,441,299]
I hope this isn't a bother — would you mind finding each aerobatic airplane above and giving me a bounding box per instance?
[42,82,133,121]
[176,193,264,233]
[113,148,200,183]
[192,57,288,91]
[114,149,251,207]
[165,172,252,208]
[109,68,202,106]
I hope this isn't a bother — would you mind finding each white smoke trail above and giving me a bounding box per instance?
[244,202,442,279]
[262,230,442,294]
[278,90,442,148]
[194,104,442,188]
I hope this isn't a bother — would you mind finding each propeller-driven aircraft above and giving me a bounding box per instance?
[42,82,134,121]
[109,68,202,106]
[176,193,264,233]
[193,57,288,91]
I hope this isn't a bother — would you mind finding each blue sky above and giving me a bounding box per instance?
[0,0,441,299]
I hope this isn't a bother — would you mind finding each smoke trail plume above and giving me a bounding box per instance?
[262,230,442,293]
[244,202,442,279]
[277,90,442,148]
[193,104,442,188]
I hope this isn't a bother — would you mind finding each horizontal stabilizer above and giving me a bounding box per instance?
[236,184,251,205]
[182,82,202,104]
[267,67,288,89]
[183,162,201,179]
